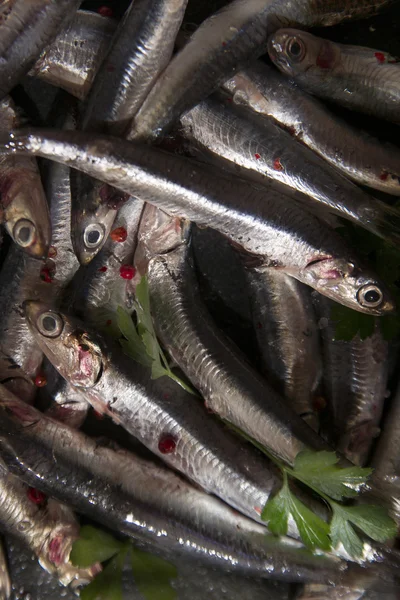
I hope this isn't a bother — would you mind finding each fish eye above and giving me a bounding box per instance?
[37,312,64,338]
[357,285,383,309]
[13,219,36,247]
[287,38,305,62]
[83,223,105,249]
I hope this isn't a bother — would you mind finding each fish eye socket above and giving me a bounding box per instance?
[83,224,105,249]
[37,312,64,338]
[13,219,36,247]
[287,38,305,62]
[357,285,383,309]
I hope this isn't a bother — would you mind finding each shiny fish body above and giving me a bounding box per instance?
[0,393,345,583]
[29,11,116,101]
[0,539,10,600]
[24,299,300,528]
[222,63,400,195]
[143,211,328,466]
[245,268,321,429]
[3,128,394,315]
[180,95,400,244]
[129,0,395,141]
[0,0,82,100]
[268,29,400,123]
[315,296,388,466]
[0,97,51,258]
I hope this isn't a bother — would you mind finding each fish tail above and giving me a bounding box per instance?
[370,202,400,246]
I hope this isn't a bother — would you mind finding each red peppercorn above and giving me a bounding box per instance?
[158,435,176,454]
[98,6,113,17]
[119,265,136,280]
[254,153,261,160]
[98,266,108,273]
[273,157,283,171]
[40,266,53,283]
[110,227,128,243]
[34,374,47,388]
[48,246,57,258]
[27,487,46,505]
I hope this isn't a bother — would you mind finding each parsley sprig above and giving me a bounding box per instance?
[116,276,197,395]
[71,526,177,600]
[228,425,396,558]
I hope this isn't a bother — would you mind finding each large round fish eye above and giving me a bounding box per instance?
[357,284,383,309]
[83,223,105,249]
[37,312,64,338]
[13,219,36,247]
[286,37,305,62]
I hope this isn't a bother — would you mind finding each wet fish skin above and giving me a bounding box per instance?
[2,128,395,315]
[222,63,400,195]
[29,10,117,101]
[0,0,82,100]
[0,97,51,259]
[180,94,400,244]
[245,268,321,430]
[0,391,346,584]
[0,539,10,600]
[268,29,400,123]
[129,0,396,141]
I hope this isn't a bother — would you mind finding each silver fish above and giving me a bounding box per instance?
[0,539,10,600]
[128,0,395,141]
[0,0,82,99]
[245,267,321,430]
[2,128,394,315]
[180,94,400,245]
[29,10,117,101]
[0,97,51,259]
[268,29,400,123]
[0,391,346,584]
[221,62,400,195]
[140,206,327,465]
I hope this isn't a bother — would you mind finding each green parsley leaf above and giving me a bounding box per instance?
[262,474,331,550]
[330,504,364,558]
[293,451,372,501]
[131,548,177,600]
[70,526,123,568]
[117,307,152,367]
[330,303,375,342]
[338,504,397,543]
[80,546,129,600]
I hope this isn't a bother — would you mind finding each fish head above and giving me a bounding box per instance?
[299,257,395,315]
[268,29,339,77]
[24,301,104,389]
[0,166,51,258]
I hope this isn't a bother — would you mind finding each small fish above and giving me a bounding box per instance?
[0,539,10,600]
[268,29,400,123]
[1,128,394,315]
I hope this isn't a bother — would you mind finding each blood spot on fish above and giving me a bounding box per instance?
[273,158,283,171]
[380,171,389,181]
[34,374,47,388]
[110,227,128,243]
[254,153,261,160]
[98,266,108,272]
[119,265,136,280]
[27,487,46,505]
[93,410,104,420]
[316,41,336,69]
[48,246,57,259]
[254,506,262,515]
[98,6,113,17]
[158,435,177,454]
[48,536,64,566]
[78,346,94,378]
[374,52,385,64]
[106,320,112,326]
[323,269,341,279]
[312,396,326,412]
[40,266,53,283]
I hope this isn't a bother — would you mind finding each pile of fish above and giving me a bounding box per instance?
[1,0,400,598]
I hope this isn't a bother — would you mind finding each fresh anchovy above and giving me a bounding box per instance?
[0,97,51,258]
[24,298,320,527]
[298,583,366,600]
[0,391,346,583]
[268,29,400,123]
[0,0,82,100]
[0,539,10,600]
[0,464,98,589]
[2,128,395,315]
[314,296,388,466]
[221,63,400,195]
[128,0,395,141]
[29,11,116,101]
[141,206,327,465]
[180,95,400,244]
[245,268,321,430]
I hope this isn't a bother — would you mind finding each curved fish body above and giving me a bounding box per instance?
[0,464,97,589]
[245,267,321,430]
[180,95,400,244]
[268,29,400,123]
[140,207,327,465]
[315,296,388,466]
[0,539,10,600]
[0,0,82,100]
[0,392,345,583]
[129,0,395,141]
[222,63,400,195]
[29,11,116,101]
[0,98,51,259]
[2,128,395,316]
